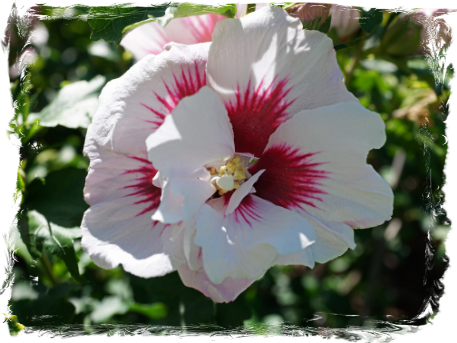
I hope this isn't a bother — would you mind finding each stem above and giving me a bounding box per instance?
[344,32,365,88]
[246,4,256,15]
[39,250,59,286]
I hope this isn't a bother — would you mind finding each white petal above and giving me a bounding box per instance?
[225,169,265,215]
[307,216,356,263]
[183,220,201,271]
[249,101,393,231]
[152,176,216,224]
[178,263,254,303]
[330,5,361,39]
[85,43,209,158]
[274,248,315,268]
[120,22,170,60]
[81,197,182,278]
[206,6,356,156]
[194,195,316,284]
[164,14,226,45]
[146,86,235,178]
[82,142,184,276]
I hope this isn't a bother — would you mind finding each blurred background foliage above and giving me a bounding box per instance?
[5,3,451,337]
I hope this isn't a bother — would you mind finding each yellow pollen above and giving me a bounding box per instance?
[209,156,248,195]
[234,170,246,181]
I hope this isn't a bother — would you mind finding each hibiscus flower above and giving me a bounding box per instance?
[120,4,268,61]
[81,6,393,303]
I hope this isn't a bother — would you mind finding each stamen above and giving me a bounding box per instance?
[208,155,249,196]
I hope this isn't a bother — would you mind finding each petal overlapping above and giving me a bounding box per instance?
[178,262,255,303]
[207,6,357,156]
[249,101,393,261]
[194,194,316,284]
[81,196,184,278]
[85,43,209,158]
[146,86,234,178]
[82,44,209,280]
[145,86,235,223]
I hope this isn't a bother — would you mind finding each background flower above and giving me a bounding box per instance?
[120,3,269,61]
[330,4,361,39]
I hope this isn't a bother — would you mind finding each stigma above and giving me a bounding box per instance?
[208,155,249,195]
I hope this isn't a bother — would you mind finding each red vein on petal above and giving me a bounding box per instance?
[225,76,295,157]
[249,144,329,211]
[141,61,206,129]
[122,156,161,217]
[232,195,262,228]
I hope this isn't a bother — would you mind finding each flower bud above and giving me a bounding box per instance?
[329,5,361,39]
[287,3,332,27]
[410,0,457,55]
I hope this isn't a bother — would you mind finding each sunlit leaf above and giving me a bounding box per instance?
[30,75,105,129]
[18,210,87,283]
[0,313,25,343]
[11,163,25,192]
[174,0,237,18]
[90,296,130,323]
[129,302,168,319]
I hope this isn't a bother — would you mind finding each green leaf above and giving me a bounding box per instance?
[90,296,130,323]
[129,302,168,319]
[216,297,251,341]
[359,8,383,33]
[19,211,87,283]
[334,36,362,51]
[0,181,24,207]
[30,75,106,129]
[302,17,321,31]
[11,163,25,193]
[13,284,75,343]
[318,14,332,34]
[24,167,89,228]
[175,0,236,18]
[87,4,169,45]
[0,313,25,343]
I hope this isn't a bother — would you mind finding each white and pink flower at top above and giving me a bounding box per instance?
[120,3,268,61]
[81,6,393,303]
[329,4,361,39]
